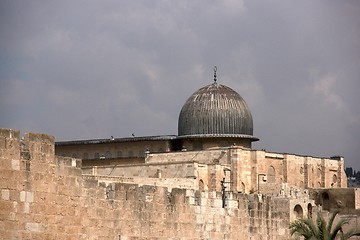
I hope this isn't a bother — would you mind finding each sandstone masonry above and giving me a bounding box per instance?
[1,128,359,239]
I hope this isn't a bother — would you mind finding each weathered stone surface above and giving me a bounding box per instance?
[0,128,359,239]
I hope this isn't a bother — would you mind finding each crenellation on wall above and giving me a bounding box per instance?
[0,128,20,139]
[0,129,92,239]
[0,129,21,173]
[1,128,357,239]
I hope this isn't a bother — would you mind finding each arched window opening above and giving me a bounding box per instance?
[322,192,330,210]
[72,153,78,158]
[332,174,337,187]
[267,166,276,183]
[199,179,205,191]
[105,151,112,158]
[307,203,313,219]
[293,204,303,219]
[117,151,122,158]
[83,153,89,159]
[94,152,100,159]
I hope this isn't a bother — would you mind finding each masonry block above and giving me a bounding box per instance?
[1,189,10,200]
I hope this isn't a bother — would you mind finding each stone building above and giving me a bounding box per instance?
[56,72,347,194]
[1,70,359,239]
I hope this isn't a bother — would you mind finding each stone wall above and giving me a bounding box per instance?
[82,147,347,196]
[56,139,172,160]
[253,150,347,191]
[55,133,347,194]
[0,128,85,239]
[180,137,252,151]
[309,188,360,212]
[145,149,229,164]
[82,174,198,191]
[0,128,294,239]
[82,161,198,179]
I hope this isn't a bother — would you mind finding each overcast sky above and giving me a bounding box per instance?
[1,1,359,169]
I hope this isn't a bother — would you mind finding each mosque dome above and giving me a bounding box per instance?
[178,70,255,139]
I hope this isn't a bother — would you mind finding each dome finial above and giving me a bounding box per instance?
[213,66,217,83]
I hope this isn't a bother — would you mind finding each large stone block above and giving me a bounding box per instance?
[0,128,20,139]
[25,222,47,232]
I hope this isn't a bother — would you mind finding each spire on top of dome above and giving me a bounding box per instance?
[213,66,217,83]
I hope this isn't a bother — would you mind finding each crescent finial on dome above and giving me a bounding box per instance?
[213,66,217,83]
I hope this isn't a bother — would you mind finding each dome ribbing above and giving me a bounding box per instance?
[178,82,254,137]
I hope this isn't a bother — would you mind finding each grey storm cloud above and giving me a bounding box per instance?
[1,0,360,169]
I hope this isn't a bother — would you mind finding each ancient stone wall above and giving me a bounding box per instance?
[145,149,229,164]
[56,139,172,160]
[231,147,252,193]
[0,128,85,239]
[254,150,347,190]
[309,188,360,212]
[83,147,347,196]
[81,157,145,167]
[0,128,293,239]
[82,161,198,179]
[84,175,198,191]
[180,138,252,151]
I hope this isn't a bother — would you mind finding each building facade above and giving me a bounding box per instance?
[56,77,347,193]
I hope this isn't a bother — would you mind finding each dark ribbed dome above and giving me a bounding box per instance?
[178,82,254,137]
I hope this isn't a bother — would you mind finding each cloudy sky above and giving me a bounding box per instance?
[1,1,359,169]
